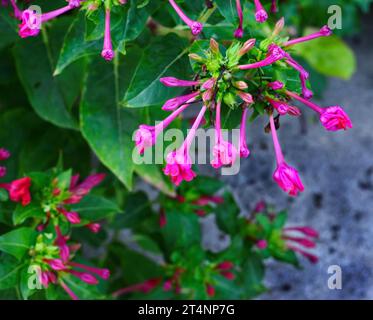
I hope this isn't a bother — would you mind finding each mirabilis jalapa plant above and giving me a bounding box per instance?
[135,18,352,196]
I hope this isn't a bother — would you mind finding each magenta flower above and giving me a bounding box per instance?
[237,92,254,104]
[55,225,70,263]
[135,101,192,154]
[162,92,199,111]
[284,226,319,238]
[86,222,101,233]
[69,262,110,280]
[9,0,21,19]
[0,177,32,206]
[239,107,250,158]
[267,81,284,90]
[254,0,268,23]
[211,101,238,168]
[269,114,304,196]
[238,44,286,70]
[160,77,200,87]
[18,5,77,38]
[101,9,114,61]
[267,98,301,116]
[45,258,66,271]
[271,0,278,13]
[0,167,6,177]
[285,25,332,47]
[256,239,268,249]
[234,0,244,38]
[286,91,353,131]
[163,106,207,185]
[168,0,203,35]
[112,278,161,297]
[65,173,106,204]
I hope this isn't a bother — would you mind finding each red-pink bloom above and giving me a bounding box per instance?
[58,208,81,224]
[65,173,106,204]
[254,200,266,213]
[286,91,353,131]
[168,0,203,35]
[159,208,167,227]
[254,0,268,23]
[216,261,234,271]
[55,225,70,263]
[0,148,10,161]
[234,0,243,38]
[285,25,332,47]
[271,0,278,13]
[238,44,286,70]
[86,222,101,233]
[284,226,319,238]
[0,167,6,178]
[67,270,99,285]
[45,259,66,271]
[0,177,32,206]
[267,98,301,116]
[267,81,284,90]
[221,271,235,280]
[211,101,238,168]
[163,106,207,186]
[287,245,319,264]
[269,115,304,196]
[194,195,224,206]
[160,77,200,87]
[239,107,250,158]
[112,278,161,297]
[206,283,215,297]
[101,9,114,61]
[135,100,192,154]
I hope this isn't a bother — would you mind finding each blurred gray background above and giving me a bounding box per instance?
[205,13,373,299]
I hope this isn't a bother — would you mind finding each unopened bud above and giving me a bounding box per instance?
[189,53,204,62]
[210,38,219,54]
[239,38,256,56]
[273,17,285,36]
[234,81,248,90]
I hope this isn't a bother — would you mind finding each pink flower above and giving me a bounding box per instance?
[239,107,250,158]
[234,0,243,38]
[271,0,278,13]
[267,98,301,116]
[211,101,238,168]
[256,239,268,249]
[160,77,200,87]
[237,92,254,104]
[135,101,192,154]
[5,177,32,206]
[168,0,203,35]
[45,258,66,271]
[18,9,41,38]
[0,166,6,178]
[286,91,353,131]
[285,25,332,47]
[216,261,234,271]
[284,226,319,238]
[254,200,266,212]
[238,44,286,70]
[55,225,70,262]
[267,81,284,90]
[163,106,207,185]
[68,0,81,8]
[269,115,304,196]
[67,270,99,285]
[9,0,22,20]
[69,262,110,280]
[101,9,114,61]
[254,0,268,23]
[221,271,235,280]
[112,278,161,297]
[65,173,106,204]
[159,208,167,227]
[206,283,215,297]
[320,106,353,131]
[86,222,101,233]
[0,148,10,161]
[162,92,199,111]
[58,208,81,224]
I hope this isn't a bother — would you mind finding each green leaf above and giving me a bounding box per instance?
[12,37,78,130]
[70,195,121,221]
[240,252,266,298]
[121,34,190,108]
[13,203,45,226]
[256,214,272,234]
[272,210,288,229]
[293,29,356,80]
[0,254,22,290]
[215,192,240,235]
[0,228,36,260]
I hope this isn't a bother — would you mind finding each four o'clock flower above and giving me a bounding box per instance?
[65,173,106,204]
[271,0,278,13]
[286,90,353,131]
[162,92,199,111]
[234,0,244,38]
[101,8,114,61]
[267,81,284,90]
[254,0,268,23]
[135,100,193,154]
[239,106,250,158]
[211,101,238,168]
[9,0,22,19]
[160,77,200,87]
[0,177,32,206]
[269,114,304,196]
[164,105,207,186]
[285,25,333,47]
[168,0,203,35]
[55,225,70,263]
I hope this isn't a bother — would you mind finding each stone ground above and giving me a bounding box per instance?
[202,14,373,299]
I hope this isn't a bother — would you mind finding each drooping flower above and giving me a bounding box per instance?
[101,8,114,61]
[168,0,203,35]
[65,173,106,204]
[0,177,32,206]
[267,98,301,116]
[269,114,304,196]
[205,283,215,297]
[286,91,353,131]
[234,0,243,38]
[164,106,207,185]
[160,77,200,87]
[238,44,286,70]
[254,0,268,23]
[112,278,162,297]
[271,0,278,13]
[239,107,250,158]
[211,101,238,168]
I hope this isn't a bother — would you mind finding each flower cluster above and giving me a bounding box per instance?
[135,19,352,196]
[10,0,127,61]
